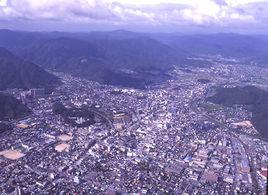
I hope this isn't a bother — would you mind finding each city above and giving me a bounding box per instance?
[0,57,267,194]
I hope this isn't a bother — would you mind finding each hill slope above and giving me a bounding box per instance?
[13,36,179,88]
[0,47,61,90]
[0,30,187,89]
[0,93,31,121]
[207,86,268,139]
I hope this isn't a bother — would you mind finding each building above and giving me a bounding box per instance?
[30,88,45,98]
[202,170,218,183]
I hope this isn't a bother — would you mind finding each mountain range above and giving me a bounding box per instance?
[0,30,268,89]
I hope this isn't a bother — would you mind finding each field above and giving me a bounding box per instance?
[0,150,25,160]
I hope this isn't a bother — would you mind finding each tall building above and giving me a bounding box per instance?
[30,88,45,98]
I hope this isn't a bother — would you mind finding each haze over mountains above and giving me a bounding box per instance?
[1,29,268,89]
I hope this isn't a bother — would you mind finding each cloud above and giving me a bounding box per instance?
[0,0,267,32]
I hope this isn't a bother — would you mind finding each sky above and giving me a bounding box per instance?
[0,0,267,33]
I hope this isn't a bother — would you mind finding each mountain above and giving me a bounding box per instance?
[1,30,268,65]
[15,36,184,70]
[12,37,172,88]
[0,47,61,90]
[69,31,268,65]
[0,93,31,121]
[0,30,182,88]
[1,30,268,88]
[152,33,268,65]
[0,30,185,71]
[207,86,268,139]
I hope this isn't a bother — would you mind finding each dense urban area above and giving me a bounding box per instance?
[0,56,268,194]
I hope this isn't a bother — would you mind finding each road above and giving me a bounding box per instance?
[190,96,260,194]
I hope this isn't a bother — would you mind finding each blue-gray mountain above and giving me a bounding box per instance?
[0,30,268,89]
[0,47,61,90]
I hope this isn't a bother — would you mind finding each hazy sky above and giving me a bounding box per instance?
[0,0,267,33]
